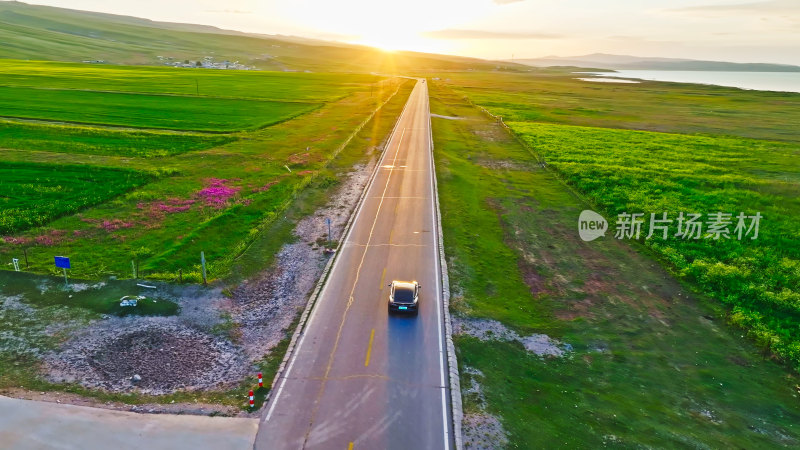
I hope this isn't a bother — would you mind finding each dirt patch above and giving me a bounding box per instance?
[431,113,464,120]
[499,200,680,321]
[461,366,509,450]
[554,296,598,321]
[475,159,537,171]
[454,317,571,357]
[463,413,509,450]
[45,319,245,395]
[517,258,549,296]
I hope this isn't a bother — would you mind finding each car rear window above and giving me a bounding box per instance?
[394,287,415,302]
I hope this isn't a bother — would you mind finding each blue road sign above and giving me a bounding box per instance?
[54,256,71,269]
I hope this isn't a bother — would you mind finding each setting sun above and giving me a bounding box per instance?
[273,0,491,53]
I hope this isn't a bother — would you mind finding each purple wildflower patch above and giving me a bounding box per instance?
[100,219,134,231]
[2,236,32,246]
[198,178,241,208]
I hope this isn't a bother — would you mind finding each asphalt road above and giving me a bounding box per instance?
[256,80,452,450]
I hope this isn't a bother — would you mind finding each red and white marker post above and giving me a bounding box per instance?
[258,372,263,388]
[249,390,255,408]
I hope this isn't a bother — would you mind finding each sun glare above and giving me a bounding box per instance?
[275,0,490,54]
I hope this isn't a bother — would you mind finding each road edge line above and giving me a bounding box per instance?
[427,81,464,450]
[261,78,416,418]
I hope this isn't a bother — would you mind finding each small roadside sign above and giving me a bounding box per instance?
[54,256,70,285]
[326,217,332,241]
[54,256,71,269]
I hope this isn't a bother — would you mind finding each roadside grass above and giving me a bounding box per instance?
[0,85,318,132]
[0,120,234,158]
[0,161,153,234]
[226,77,415,284]
[509,122,800,368]
[438,69,800,142]
[0,68,409,281]
[430,80,800,447]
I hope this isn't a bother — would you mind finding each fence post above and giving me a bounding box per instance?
[201,252,207,286]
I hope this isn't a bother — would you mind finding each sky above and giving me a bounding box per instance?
[19,0,800,64]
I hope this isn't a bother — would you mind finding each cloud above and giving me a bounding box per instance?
[493,0,526,4]
[667,0,799,14]
[421,29,560,40]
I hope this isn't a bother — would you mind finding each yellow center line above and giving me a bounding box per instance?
[301,127,407,447]
[364,328,376,367]
[389,229,395,244]
[379,267,386,290]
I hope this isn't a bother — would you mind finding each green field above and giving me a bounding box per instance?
[441,70,800,142]
[0,85,317,132]
[430,79,800,447]
[0,72,415,409]
[510,123,800,361]
[437,69,800,369]
[0,161,152,234]
[0,60,379,101]
[0,59,411,282]
[0,121,233,157]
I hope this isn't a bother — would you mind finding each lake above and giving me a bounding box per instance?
[595,70,800,93]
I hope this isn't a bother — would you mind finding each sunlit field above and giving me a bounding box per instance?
[0,60,410,282]
[430,72,800,447]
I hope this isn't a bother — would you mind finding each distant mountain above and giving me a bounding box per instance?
[0,1,521,72]
[511,53,800,72]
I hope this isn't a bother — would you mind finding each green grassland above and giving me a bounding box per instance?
[440,73,800,367]
[0,161,153,234]
[0,121,233,158]
[0,85,317,132]
[0,60,378,101]
[0,60,412,282]
[509,123,800,363]
[439,69,800,142]
[430,80,800,447]
[440,69,800,371]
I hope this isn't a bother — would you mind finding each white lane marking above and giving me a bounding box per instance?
[263,84,415,424]
[423,82,451,450]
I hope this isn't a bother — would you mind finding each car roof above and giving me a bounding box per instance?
[393,281,417,290]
